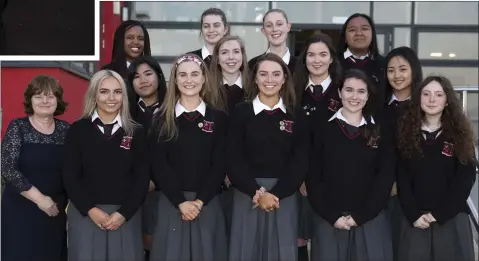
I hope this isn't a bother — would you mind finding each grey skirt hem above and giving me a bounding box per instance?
[397,212,475,261]
[150,192,228,261]
[142,190,160,235]
[387,195,404,261]
[297,193,314,239]
[229,178,298,261]
[310,210,393,261]
[67,204,144,261]
[219,187,234,240]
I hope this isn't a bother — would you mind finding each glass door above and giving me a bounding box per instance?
[376,27,394,56]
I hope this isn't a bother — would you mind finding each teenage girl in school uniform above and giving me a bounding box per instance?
[127,55,168,261]
[148,54,228,261]
[307,69,396,261]
[62,70,150,261]
[396,76,476,261]
[338,13,386,114]
[293,32,343,121]
[127,55,167,131]
[248,9,298,75]
[292,32,343,261]
[382,46,423,261]
[210,35,250,112]
[188,8,229,68]
[102,20,152,79]
[227,53,309,261]
[209,35,251,239]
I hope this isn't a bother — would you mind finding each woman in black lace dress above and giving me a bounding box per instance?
[1,75,70,261]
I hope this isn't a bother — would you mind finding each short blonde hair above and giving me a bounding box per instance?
[82,70,138,136]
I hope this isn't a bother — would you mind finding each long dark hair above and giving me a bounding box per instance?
[293,32,342,101]
[247,53,296,114]
[384,46,423,102]
[398,76,477,164]
[127,56,167,120]
[338,13,380,59]
[107,20,151,78]
[339,69,379,143]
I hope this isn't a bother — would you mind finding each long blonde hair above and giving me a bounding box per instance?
[82,70,138,136]
[209,35,250,108]
[155,54,220,141]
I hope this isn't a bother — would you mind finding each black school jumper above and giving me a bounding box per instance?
[223,83,246,113]
[307,113,396,261]
[301,77,342,123]
[339,53,386,114]
[397,132,476,261]
[148,106,228,261]
[133,99,161,240]
[188,48,212,68]
[220,77,246,242]
[227,101,309,261]
[62,118,149,261]
[296,76,341,241]
[380,96,411,261]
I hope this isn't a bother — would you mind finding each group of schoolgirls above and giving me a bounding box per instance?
[62,6,477,261]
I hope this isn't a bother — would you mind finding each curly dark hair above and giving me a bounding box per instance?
[397,76,477,164]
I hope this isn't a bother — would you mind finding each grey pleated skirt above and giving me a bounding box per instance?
[387,195,404,261]
[229,178,298,261]
[397,212,475,261]
[220,187,234,240]
[149,191,228,261]
[310,210,393,261]
[297,193,314,239]
[67,204,144,261]
[142,190,160,234]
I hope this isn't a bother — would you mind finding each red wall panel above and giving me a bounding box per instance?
[1,68,89,138]
[100,1,124,68]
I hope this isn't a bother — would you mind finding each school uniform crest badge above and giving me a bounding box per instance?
[279,120,294,133]
[328,99,340,112]
[200,120,214,133]
[120,136,133,150]
[442,141,454,157]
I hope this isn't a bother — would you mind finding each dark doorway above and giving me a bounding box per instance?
[290,29,342,57]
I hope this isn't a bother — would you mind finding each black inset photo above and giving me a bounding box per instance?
[0,0,95,56]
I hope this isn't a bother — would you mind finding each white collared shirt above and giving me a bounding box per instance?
[175,100,207,118]
[223,74,243,89]
[343,48,369,61]
[91,110,123,134]
[138,98,160,113]
[266,48,291,65]
[252,95,287,115]
[421,123,443,139]
[328,107,374,127]
[126,61,131,68]
[388,94,411,105]
[305,75,332,93]
[201,46,211,60]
